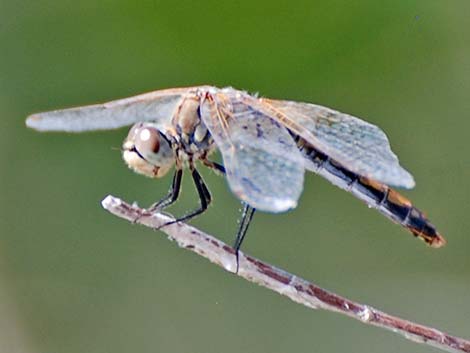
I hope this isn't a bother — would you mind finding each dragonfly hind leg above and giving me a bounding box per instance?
[233,203,256,272]
[201,158,258,271]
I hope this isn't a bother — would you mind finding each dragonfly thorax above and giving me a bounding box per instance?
[172,96,216,163]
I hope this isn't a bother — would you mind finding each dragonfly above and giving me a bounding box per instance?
[26,85,446,259]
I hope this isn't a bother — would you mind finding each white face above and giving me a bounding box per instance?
[122,123,175,178]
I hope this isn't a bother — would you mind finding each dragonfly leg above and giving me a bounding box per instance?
[132,168,182,223]
[200,158,258,271]
[157,167,211,229]
[175,167,211,222]
[202,159,225,175]
[233,203,256,272]
[147,168,183,212]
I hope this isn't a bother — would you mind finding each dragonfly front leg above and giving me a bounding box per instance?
[158,166,211,229]
[147,168,183,212]
[172,167,212,223]
[132,168,182,223]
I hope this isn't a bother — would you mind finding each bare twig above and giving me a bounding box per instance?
[102,195,469,353]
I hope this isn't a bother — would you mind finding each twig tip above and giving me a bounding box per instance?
[101,195,120,209]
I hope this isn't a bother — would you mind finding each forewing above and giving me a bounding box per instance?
[201,92,305,213]
[259,98,415,188]
[26,87,190,132]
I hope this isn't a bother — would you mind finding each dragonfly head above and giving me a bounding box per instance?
[122,123,175,178]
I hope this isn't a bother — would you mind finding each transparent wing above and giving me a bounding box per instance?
[25,87,191,132]
[201,92,305,213]
[257,98,415,188]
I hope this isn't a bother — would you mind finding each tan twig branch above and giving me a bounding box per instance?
[101,195,469,353]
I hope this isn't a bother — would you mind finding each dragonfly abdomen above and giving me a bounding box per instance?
[297,138,445,247]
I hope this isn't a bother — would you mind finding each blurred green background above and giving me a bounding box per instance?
[1,1,469,352]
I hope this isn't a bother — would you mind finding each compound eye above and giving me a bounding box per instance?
[134,127,161,156]
[122,123,175,178]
